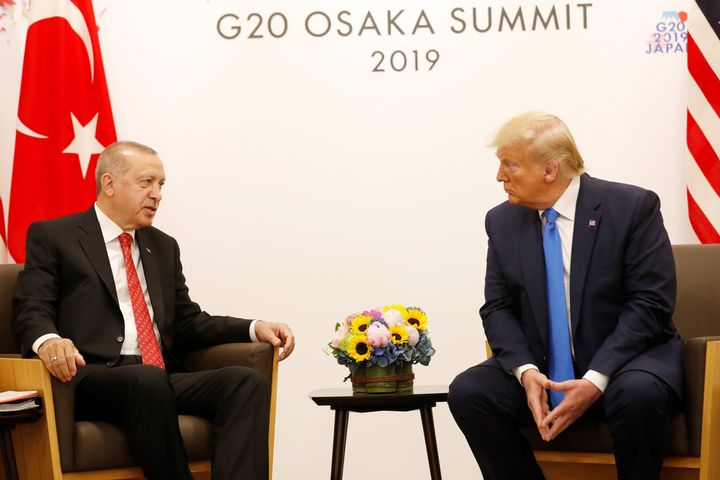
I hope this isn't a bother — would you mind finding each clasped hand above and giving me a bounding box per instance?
[521,369,602,441]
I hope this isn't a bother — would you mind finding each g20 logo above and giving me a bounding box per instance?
[646,10,687,54]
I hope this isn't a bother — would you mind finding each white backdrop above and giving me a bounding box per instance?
[0,1,697,478]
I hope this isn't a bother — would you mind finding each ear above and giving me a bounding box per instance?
[100,173,115,197]
[543,161,560,183]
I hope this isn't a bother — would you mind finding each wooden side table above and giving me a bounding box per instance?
[310,385,448,480]
[0,399,43,480]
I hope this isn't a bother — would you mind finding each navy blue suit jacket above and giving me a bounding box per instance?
[480,174,683,396]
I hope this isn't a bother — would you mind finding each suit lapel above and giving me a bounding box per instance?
[570,174,601,338]
[517,209,550,348]
[135,230,165,329]
[78,207,119,304]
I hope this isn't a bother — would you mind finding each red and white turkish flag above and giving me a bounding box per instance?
[8,0,116,262]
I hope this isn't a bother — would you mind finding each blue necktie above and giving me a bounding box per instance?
[543,208,574,407]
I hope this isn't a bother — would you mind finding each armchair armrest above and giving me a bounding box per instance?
[0,357,62,478]
[683,336,720,456]
[700,339,720,478]
[185,343,276,383]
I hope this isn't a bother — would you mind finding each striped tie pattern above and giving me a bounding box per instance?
[686,0,720,243]
[119,233,165,369]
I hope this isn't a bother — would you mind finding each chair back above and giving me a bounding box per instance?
[0,263,23,355]
[672,244,720,338]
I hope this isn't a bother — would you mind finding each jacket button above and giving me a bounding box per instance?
[116,335,124,343]
[106,361,113,367]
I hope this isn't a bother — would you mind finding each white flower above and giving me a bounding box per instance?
[383,309,405,326]
[330,324,349,348]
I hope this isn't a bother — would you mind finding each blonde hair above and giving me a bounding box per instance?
[491,112,585,178]
[95,141,158,196]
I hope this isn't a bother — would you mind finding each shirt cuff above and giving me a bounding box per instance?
[512,364,539,385]
[32,333,62,354]
[249,320,259,343]
[582,370,609,393]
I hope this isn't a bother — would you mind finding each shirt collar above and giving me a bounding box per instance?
[94,203,135,244]
[538,175,581,222]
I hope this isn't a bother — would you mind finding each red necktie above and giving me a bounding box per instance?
[118,233,165,369]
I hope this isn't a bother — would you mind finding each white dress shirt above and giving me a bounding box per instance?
[512,176,610,393]
[33,204,259,354]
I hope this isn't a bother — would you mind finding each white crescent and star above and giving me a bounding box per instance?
[15,0,107,179]
[62,112,105,179]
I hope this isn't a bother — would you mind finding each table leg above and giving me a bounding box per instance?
[1,427,19,480]
[330,408,349,480]
[420,406,442,480]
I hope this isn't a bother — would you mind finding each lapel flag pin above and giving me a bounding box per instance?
[588,220,597,228]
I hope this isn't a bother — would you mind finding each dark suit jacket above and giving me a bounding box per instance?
[12,206,252,380]
[480,174,683,396]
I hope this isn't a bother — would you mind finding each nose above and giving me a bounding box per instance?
[150,184,162,201]
[496,165,508,183]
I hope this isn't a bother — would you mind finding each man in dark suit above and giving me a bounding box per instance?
[12,140,295,480]
[448,112,682,480]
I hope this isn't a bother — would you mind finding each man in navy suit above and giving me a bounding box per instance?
[448,112,682,480]
[13,141,295,480]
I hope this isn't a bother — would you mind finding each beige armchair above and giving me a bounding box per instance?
[0,263,278,480]
[486,244,720,480]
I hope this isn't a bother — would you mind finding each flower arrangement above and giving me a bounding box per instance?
[328,304,435,393]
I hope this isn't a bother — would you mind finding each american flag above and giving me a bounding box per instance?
[686,0,720,243]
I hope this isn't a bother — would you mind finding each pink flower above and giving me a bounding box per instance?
[366,322,391,348]
[383,309,405,327]
[405,325,420,346]
[363,309,383,318]
[344,314,357,326]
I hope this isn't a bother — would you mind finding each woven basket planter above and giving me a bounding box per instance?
[350,363,414,394]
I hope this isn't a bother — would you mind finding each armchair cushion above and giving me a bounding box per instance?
[73,416,212,471]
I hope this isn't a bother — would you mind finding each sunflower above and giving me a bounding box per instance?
[347,335,372,362]
[405,307,428,330]
[351,315,372,334]
[383,304,409,320]
[389,325,409,344]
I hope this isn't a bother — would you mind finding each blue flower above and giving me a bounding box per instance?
[369,343,400,367]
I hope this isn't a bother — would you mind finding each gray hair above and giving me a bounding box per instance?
[95,141,158,196]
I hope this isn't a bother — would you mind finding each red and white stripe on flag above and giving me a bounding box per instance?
[7,0,116,262]
[687,0,720,243]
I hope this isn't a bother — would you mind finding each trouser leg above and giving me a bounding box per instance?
[448,362,544,480]
[76,364,192,480]
[604,370,678,480]
[171,366,269,480]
